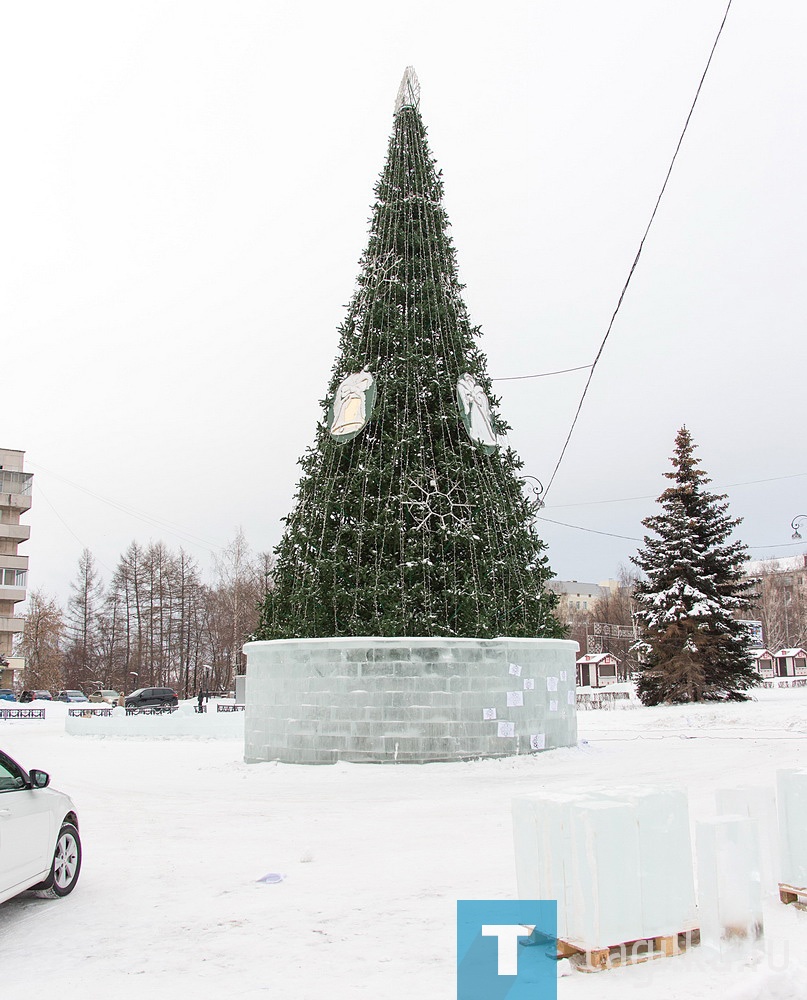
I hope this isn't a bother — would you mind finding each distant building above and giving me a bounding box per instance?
[0,449,32,690]
[548,579,617,615]
[745,554,807,583]
[743,553,806,651]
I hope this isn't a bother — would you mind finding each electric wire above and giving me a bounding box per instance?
[534,515,641,542]
[28,460,224,552]
[544,471,807,511]
[491,364,593,382]
[543,0,734,502]
[536,513,806,552]
[34,483,116,575]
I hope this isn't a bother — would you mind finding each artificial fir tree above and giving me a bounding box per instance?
[256,69,561,641]
[632,427,758,704]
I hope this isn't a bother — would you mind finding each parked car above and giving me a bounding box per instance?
[88,689,120,706]
[55,691,89,703]
[0,749,82,904]
[0,690,16,702]
[124,687,178,711]
[20,690,53,703]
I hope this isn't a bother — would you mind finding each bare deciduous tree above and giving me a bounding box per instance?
[62,549,103,689]
[746,560,807,650]
[16,588,64,692]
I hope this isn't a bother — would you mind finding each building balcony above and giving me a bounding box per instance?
[0,471,33,513]
[0,615,24,634]
[0,554,28,573]
[0,586,27,603]
[0,523,31,544]
[0,493,32,513]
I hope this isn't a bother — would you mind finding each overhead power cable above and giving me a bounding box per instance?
[535,515,641,541]
[491,364,593,382]
[34,483,115,574]
[28,460,224,553]
[535,514,806,551]
[544,471,807,511]
[542,0,734,502]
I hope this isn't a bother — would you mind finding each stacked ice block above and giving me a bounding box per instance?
[512,786,697,950]
[778,768,807,890]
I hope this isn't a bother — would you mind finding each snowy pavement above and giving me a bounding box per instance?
[0,691,806,999]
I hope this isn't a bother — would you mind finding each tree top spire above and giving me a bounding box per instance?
[394,66,421,114]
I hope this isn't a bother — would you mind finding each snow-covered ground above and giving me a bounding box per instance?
[1,691,806,1000]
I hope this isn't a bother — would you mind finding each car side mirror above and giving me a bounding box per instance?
[29,769,50,789]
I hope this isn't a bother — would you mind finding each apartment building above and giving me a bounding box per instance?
[0,448,32,689]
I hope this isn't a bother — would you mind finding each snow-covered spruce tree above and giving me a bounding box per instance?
[631,427,758,704]
[256,69,561,641]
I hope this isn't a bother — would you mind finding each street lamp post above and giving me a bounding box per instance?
[791,515,807,540]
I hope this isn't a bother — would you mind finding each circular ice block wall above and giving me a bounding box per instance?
[243,636,578,764]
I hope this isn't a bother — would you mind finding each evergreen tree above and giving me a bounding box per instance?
[257,69,561,640]
[632,427,758,704]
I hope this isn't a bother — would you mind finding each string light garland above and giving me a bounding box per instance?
[256,69,562,640]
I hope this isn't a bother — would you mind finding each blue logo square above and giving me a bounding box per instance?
[457,900,557,1000]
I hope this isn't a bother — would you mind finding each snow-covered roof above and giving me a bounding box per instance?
[549,580,606,598]
[576,653,620,664]
[744,554,807,576]
[751,649,774,659]
[774,648,807,658]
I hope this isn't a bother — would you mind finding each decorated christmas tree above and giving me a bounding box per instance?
[257,69,561,641]
[632,427,758,704]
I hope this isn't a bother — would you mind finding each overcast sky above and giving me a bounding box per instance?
[2,0,805,603]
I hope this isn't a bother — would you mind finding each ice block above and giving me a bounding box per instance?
[514,785,696,950]
[512,791,579,940]
[777,768,807,889]
[696,816,763,947]
[716,785,779,897]
[600,787,697,937]
[567,800,643,949]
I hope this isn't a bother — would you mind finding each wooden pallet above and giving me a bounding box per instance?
[779,883,807,910]
[558,929,700,972]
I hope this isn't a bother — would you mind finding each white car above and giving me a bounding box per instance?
[0,750,81,904]
[88,689,120,706]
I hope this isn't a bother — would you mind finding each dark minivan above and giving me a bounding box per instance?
[124,688,178,711]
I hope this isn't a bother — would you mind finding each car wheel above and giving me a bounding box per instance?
[36,822,82,898]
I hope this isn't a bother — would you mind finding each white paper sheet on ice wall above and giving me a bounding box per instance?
[529,734,546,750]
[482,707,497,721]
[549,700,558,712]
[508,662,522,676]
[523,678,535,691]
[546,677,559,692]
[497,721,516,738]
[506,691,524,708]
